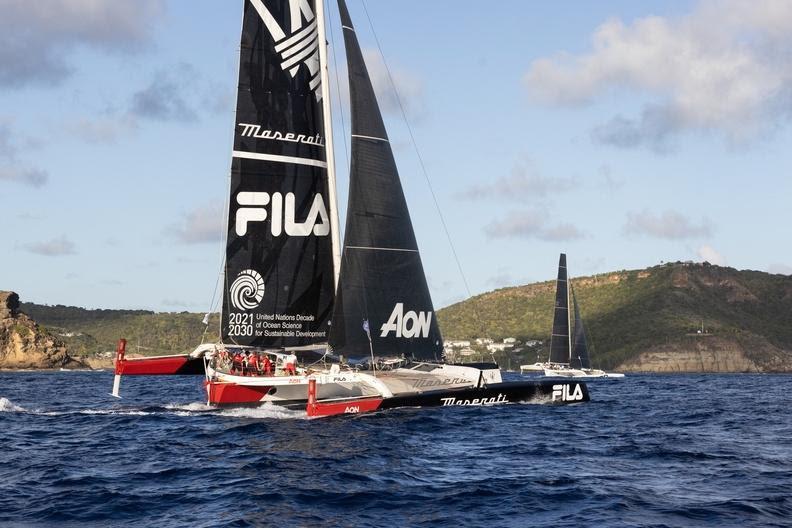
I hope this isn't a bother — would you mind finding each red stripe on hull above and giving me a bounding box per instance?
[306,398,383,417]
[206,381,272,405]
[118,356,192,375]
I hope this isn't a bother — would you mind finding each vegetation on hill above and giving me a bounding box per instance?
[437,262,792,370]
[19,303,220,358]
[15,262,792,371]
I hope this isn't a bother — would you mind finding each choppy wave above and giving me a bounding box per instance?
[1,373,791,527]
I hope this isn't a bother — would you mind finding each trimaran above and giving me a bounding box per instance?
[112,0,590,416]
[520,254,624,379]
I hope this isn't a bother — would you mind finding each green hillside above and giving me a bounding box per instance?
[437,262,792,370]
[16,262,792,371]
[19,303,220,358]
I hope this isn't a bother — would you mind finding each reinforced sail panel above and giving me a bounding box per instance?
[222,0,335,347]
[329,0,443,362]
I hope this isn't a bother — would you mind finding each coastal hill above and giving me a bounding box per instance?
[6,262,792,372]
[0,291,85,369]
[438,262,792,372]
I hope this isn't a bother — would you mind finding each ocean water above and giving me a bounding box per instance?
[1,372,790,528]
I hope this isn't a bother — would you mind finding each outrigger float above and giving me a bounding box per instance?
[110,0,591,415]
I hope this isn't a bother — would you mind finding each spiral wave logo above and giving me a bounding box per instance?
[229,269,265,310]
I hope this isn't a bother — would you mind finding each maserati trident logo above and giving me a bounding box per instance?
[380,303,432,339]
[250,0,322,100]
[235,191,330,237]
[230,269,265,310]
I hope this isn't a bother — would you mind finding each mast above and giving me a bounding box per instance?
[328,0,443,362]
[315,0,342,288]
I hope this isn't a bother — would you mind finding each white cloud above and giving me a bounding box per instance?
[524,0,792,148]
[0,0,166,88]
[768,263,792,275]
[0,166,48,188]
[130,64,200,122]
[485,209,585,241]
[460,158,576,201]
[23,235,77,256]
[362,49,425,118]
[624,210,712,240]
[170,202,224,245]
[697,245,726,265]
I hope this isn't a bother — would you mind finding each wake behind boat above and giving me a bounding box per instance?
[112,0,590,415]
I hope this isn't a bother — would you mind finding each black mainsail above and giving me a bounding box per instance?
[548,253,570,365]
[328,0,443,362]
[222,0,337,347]
[569,287,591,370]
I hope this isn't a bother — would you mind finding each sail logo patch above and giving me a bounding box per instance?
[380,303,432,339]
[552,384,584,402]
[230,269,265,310]
[235,192,330,237]
[238,124,324,146]
[250,0,322,100]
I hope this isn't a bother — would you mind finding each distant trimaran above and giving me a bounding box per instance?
[112,0,590,415]
[520,254,624,379]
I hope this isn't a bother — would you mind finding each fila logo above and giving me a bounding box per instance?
[380,303,432,339]
[250,0,322,100]
[552,384,584,402]
[235,192,330,237]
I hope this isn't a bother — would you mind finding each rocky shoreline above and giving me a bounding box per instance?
[0,291,88,370]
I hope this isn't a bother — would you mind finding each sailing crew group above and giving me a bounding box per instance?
[214,349,296,377]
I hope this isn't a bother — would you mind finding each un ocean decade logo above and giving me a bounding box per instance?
[230,269,265,310]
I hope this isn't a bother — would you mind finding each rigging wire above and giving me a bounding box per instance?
[327,0,351,178]
[359,0,488,338]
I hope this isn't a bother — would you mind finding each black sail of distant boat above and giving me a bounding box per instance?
[328,0,443,362]
[548,253,570,364]
[222,0,335,347]
[570,286,591,369]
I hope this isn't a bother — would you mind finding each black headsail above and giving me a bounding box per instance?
[328,0,443,362]
[569,286,591,369]
[548,253,570,365]
[222,0,336,347]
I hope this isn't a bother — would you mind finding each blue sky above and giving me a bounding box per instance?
[1,0,791,312]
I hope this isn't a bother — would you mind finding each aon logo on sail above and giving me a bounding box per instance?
[235,192,329,237]
[380,303,432,338]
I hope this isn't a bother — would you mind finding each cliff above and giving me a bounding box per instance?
[0,291,86,369]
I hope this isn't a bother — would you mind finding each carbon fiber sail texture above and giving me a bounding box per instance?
[328,0,443,362]
[548,253,570,364]
[222,0,335,347]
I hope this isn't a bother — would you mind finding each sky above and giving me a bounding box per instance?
[1,0,791,312]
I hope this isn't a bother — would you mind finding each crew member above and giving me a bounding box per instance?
[249,352,259,376]
[285,352,298,375]
[232,350,243,374]
[262,354,273,376]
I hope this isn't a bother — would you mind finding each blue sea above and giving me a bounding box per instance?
[1,372,790,527]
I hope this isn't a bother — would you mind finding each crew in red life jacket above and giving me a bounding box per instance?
[242,351,251,376]
[231,351,243,373]
[248,353,259,376]
[262,355,273,376]
[285,352,298,375]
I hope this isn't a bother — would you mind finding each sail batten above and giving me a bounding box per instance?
[329,0,443,362]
